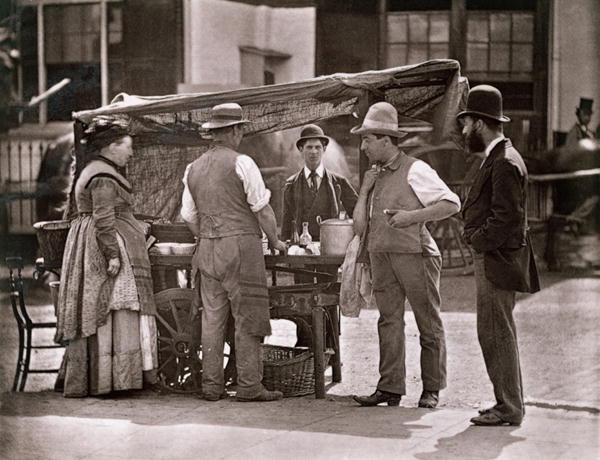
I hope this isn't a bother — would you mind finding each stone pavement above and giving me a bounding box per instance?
[1,391,597,460]
[1,270,599,459]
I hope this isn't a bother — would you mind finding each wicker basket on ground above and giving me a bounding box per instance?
[261,344,333,397]
[33,220,71,268]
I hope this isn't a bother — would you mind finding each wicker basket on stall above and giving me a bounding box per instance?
[261,344,333,397]
[33,220,71,268]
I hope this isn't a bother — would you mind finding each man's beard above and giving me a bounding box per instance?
[465,130,486,154]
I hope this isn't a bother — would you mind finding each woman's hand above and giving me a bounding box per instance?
[107,257,121,277]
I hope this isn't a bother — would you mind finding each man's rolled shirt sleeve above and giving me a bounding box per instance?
[407,161,461,210]
[236,154,271,212]
[181,163,200,224]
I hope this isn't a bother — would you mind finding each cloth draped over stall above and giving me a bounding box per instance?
[71,60,468,221]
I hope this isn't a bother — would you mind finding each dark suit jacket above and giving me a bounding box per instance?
[463,138,540,293]
[281,168,357,241]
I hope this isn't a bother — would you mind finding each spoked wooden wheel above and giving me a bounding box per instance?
[154,288,236,393]
[428,216,474,275]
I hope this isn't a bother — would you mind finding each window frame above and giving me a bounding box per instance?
[17,0,123,124]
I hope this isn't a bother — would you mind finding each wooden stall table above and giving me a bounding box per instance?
[149,253,344,398]
[265,254,343,398]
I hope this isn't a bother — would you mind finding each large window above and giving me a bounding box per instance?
[466,11,534,77]
[385,12,450,68]
[19,0,124,122]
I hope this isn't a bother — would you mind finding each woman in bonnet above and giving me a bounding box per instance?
[55,121,158,397]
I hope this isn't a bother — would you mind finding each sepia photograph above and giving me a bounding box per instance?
[1,1,599,459]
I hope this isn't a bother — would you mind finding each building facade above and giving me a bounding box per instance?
[1,0,599,236]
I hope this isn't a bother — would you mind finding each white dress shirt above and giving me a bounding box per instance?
[180,154,271,224]
[407,160,461,209]
[303,163,324,190]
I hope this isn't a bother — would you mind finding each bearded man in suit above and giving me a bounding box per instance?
[458,85,540,426]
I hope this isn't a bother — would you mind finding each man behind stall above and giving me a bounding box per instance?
[181,102,287,402]
[281,124,358,347]
[282,124,358,243]
[351,102,460,409]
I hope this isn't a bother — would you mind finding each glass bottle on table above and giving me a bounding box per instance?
[299,221,313,248]
[290,219,300,246]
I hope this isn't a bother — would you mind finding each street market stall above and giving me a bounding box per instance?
[37,60,467,397]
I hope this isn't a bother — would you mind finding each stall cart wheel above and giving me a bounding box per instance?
[154,288,235,393]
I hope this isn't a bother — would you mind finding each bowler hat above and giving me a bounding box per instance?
[296,124,330,149]
[456,85,510,123]
[577,97,594,114]
[350,102,408,138]
[201,103,250,129]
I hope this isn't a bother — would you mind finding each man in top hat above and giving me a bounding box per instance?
[458,85,540,426]
[565,97,596,148]
[180,102,287,402]
[281,124,358,243]
[351,102,460,409]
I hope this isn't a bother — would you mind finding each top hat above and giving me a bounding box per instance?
[456,85,510,123]
[201,103,250,129]
[350,102,408,138]
[577,97,594,114]
[296,124,330,149]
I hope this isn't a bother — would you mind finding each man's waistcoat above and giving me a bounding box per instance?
[299,177,334,241]
[368,154,439,255]
[187,146,261,238]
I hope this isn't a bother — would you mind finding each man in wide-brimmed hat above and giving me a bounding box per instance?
[180,102,287,402]
[281,124,358,243]
[458,85,540,426]
[565,97,596,148]
[351,102,460,410]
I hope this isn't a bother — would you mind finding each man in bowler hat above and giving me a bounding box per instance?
[282,124,358,243]
[282,124,357,346]
[351,102,460,409]
[458,85,540,425]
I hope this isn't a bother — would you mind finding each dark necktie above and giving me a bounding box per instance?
[309,170,318,191]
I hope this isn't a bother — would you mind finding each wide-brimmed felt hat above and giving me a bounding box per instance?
[201,103,250,129]
[577,97,594,114]
[350,102,408,138]
[456,85,510,123]
[296,124,330,149]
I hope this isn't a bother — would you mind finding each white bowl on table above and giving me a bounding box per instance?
[153,242,173,255]
[171,243,196,256]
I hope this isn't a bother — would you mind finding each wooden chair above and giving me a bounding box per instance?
[6,256,64,391]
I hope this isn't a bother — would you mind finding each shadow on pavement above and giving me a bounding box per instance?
[415,425,525,460]
[1,391,436,441]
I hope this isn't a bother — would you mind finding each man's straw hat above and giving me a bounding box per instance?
[350,102,408,138]
[201,103,250,129]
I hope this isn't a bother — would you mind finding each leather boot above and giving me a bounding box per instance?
[353,389,401,407]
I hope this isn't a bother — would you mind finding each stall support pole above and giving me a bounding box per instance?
[329,305,342,383]
[312,306,325,399]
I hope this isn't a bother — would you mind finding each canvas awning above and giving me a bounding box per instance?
[71,60,468,220]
